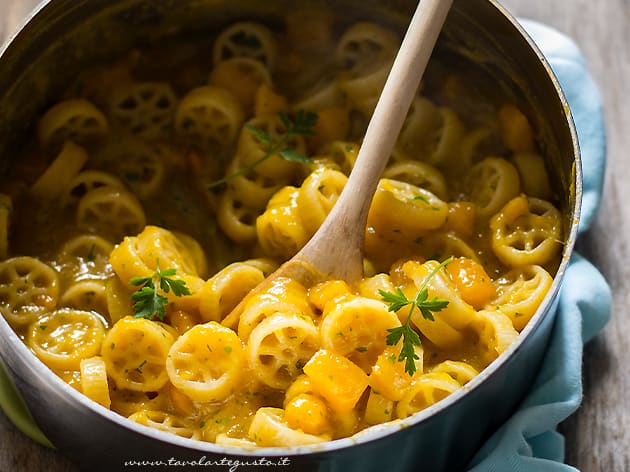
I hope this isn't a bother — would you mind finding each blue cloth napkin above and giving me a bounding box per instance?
[466,19,611,472]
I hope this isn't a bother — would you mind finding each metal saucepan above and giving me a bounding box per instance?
[0,0,580,470]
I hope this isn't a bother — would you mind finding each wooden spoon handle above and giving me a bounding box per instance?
[296,0,453,282]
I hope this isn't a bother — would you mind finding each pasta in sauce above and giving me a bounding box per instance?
[0,14,563,447]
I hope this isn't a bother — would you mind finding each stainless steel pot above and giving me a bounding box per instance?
[0,1,581,471]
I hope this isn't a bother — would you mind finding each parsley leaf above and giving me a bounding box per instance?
[130,262,191,321]
[207,110,317,190]
[379,256,453,375]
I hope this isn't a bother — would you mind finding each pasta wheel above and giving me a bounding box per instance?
[490,195,562,267]
[216,192,259,243]
[430,360,479,385]
[171,231,209,279]
[512,151,553,200]
[320,296,400,372]
[0,194,12,260]
[418,232,480,263]
[109,387,170,418]
[336,22,398,72]
[209,57,272,112]
[296,167,348,235]
[62,170,125,207]
[466,156,520,219]
[0,256,59,326]
[242,257,279,276]
[310,141,359,176]
[364,390,394,426]
[109,82,178,138]
[76,186,146,242]
[248,407,328,446]
[367,179,448,242]
[338,60,392,117]
[58,233,114,278]
[256,186,309,260]
[213,22,277,69]
[236,114,306,180]
[470,309,519,365]
[128,410,202,440]
[246,313,319,389]
[236,277,313,340]
[79,356,111,408]
[27,308,107,370]
[37,98,109,149]
[105,276,134,324]
[134,225,201,277]
[166,321,245,402]
[60,279,109,315]
[223,156,284,210]
[101,316,174,391]
[291,79,345,113]
[198,262,265,322]
[383,159,447,201]
[30,140,88,199]
[396,372,462,418]
[174,86,244,152]
[108,140,168,200]
[486,264,553,331]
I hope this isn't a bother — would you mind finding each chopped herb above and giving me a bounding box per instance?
[207,110,317,190]
[355,346,368,352]
[86,243,96,262]
[39,325,47,331]
[379,257,453,375]
[223,346,233,355]
[130,261,191,320]
[136,359,148,373]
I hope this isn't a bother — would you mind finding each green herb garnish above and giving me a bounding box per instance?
[208,110,317,190]
[379,256,453,375]
[130,262,191,320]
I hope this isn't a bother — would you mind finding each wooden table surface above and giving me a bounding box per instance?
[1,0,628,471]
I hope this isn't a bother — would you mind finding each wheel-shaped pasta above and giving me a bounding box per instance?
[109,387,170,418]
[109,141,168,200]
[367,179,448,242]
[291,79,345,113]
[174,86,244,152]
[37,99,109,149]
[235,276,313,340]
[256,186,309,260]
[134,225,201,277]
[0,194,12,260]
[27,308,107,370]
[249,407,329,446]
[101,316,174,391]
[216,192,259,244]
[76,186,146,242]
[209,57,272,112]
[418,232,481,264]
[336,22,398,72]
[470,309,519,365]
[212,22,277,69]
[171,231,209,279]
[490,195,562,267]
[80,356,111,408]
[486,264,553,331]
[235,114,307,180]
[30,140,88,199]
[105,276,134,324]
[320,296,400,372]
[430,360,479,385]
[296,167,347,235]
[512,151,552,200]
[0,257,59,326]
[128,410,202,440]
[166,321,245,402]
[223,156,284,210]
[60,279,109,315]
[310,141,359,176]
[395,372,461,418]
[109,82,178,138]
[383,159,447,200]
[466,156,520,220]
[246,313,319,389]
[364,389,394,425]
[62,170,125,207]
[198,262,265,322]
[338,60,392,117]
[58,233,114,279]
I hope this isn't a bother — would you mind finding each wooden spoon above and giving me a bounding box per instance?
[223,0,453,328]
